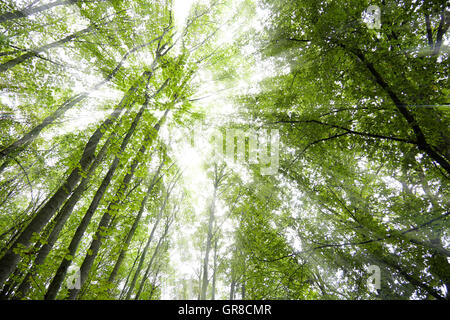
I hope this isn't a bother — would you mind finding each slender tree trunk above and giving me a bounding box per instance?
[0,26,92,73]
[378,254,445,300]
[345,46,450,175]
[197,256,203,300]
[43,86,151,300]
[67,107,170,300]
[119,241,144,300]
[211,237,218,300]
[241,258,246,299]
[230,280,235,300]
[12,133,113,299]
[0,36,162,170]
[108,160,165,284]
[124,174,176,300]
[0,93,130,287]
[200,187,216,300]
[0,0,85,23]
[417,169,450,297]
[148,264,161,300]
[124,210,163,300]
[135,224,170,300]
[201,165,226,300]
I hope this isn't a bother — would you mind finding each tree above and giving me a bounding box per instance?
[0,0,448,301]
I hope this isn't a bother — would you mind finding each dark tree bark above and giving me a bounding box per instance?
[67,108,171,300]
[0,35,164,171]
[134,221,171,300]
[44,83,152,300]
[432,10,450,56]
[148,264,161,300]
[123,205,162,300]
[12,132,113,299]
[108,160,165,284]
[0,26,92,73]
[0,90,132,287]
[118,241,144,299]
[376,254,445,300]
[0,0,108,23]
[123,171,177,300]
[342,45,450,175]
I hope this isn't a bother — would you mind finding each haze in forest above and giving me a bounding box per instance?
[0,0,448,301]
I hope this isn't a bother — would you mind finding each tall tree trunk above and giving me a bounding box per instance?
[67,108,171,300]
[200,184,217,300]
[107,159,165,284]
[124,207,163,300]
[148,264,161,300]
[0,0,93,23]
[197,257,203,300]
[200,187,216,300]
[119,241,144,300]
[0,26,92,73]
[124,172,177,300]
[201,165,226,300]
[344,46,450,175]
[43,86,152,300]
[135,223,170,300]
[211,237,218,300]
[0,86,133,287]
[0,35,163,170]
[230,280,235,300]
[377,254,445,300]
[12,132,113,299]
[417,169,450,297]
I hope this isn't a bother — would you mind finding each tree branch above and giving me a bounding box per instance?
[270,118,416,144]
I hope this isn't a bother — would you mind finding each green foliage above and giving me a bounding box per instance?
[0,0,448,301]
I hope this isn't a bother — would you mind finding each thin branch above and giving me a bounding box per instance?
[269,118,416,144]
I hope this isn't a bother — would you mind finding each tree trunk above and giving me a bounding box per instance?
[148,264,161,300]
[67,106,170,300]
[211,237,218,300]
[0,26,92,73]
[124,172,177,300]
[107,159,165,284]
[229,280,235,300]
[43,89,151,300]
[346,46,450,175]
[124,209,163,300]
[0,92,130,287]
[134,224,170,300]
[201,165,226,300]
[119,242,144,300]
[0,0,84,23]
[0,36,162,170]
[12,133,113,299]
[200,186,216,300]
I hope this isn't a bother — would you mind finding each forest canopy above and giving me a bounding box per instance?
[0,0,448,300]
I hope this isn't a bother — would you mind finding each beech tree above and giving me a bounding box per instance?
[0,0,448,300]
